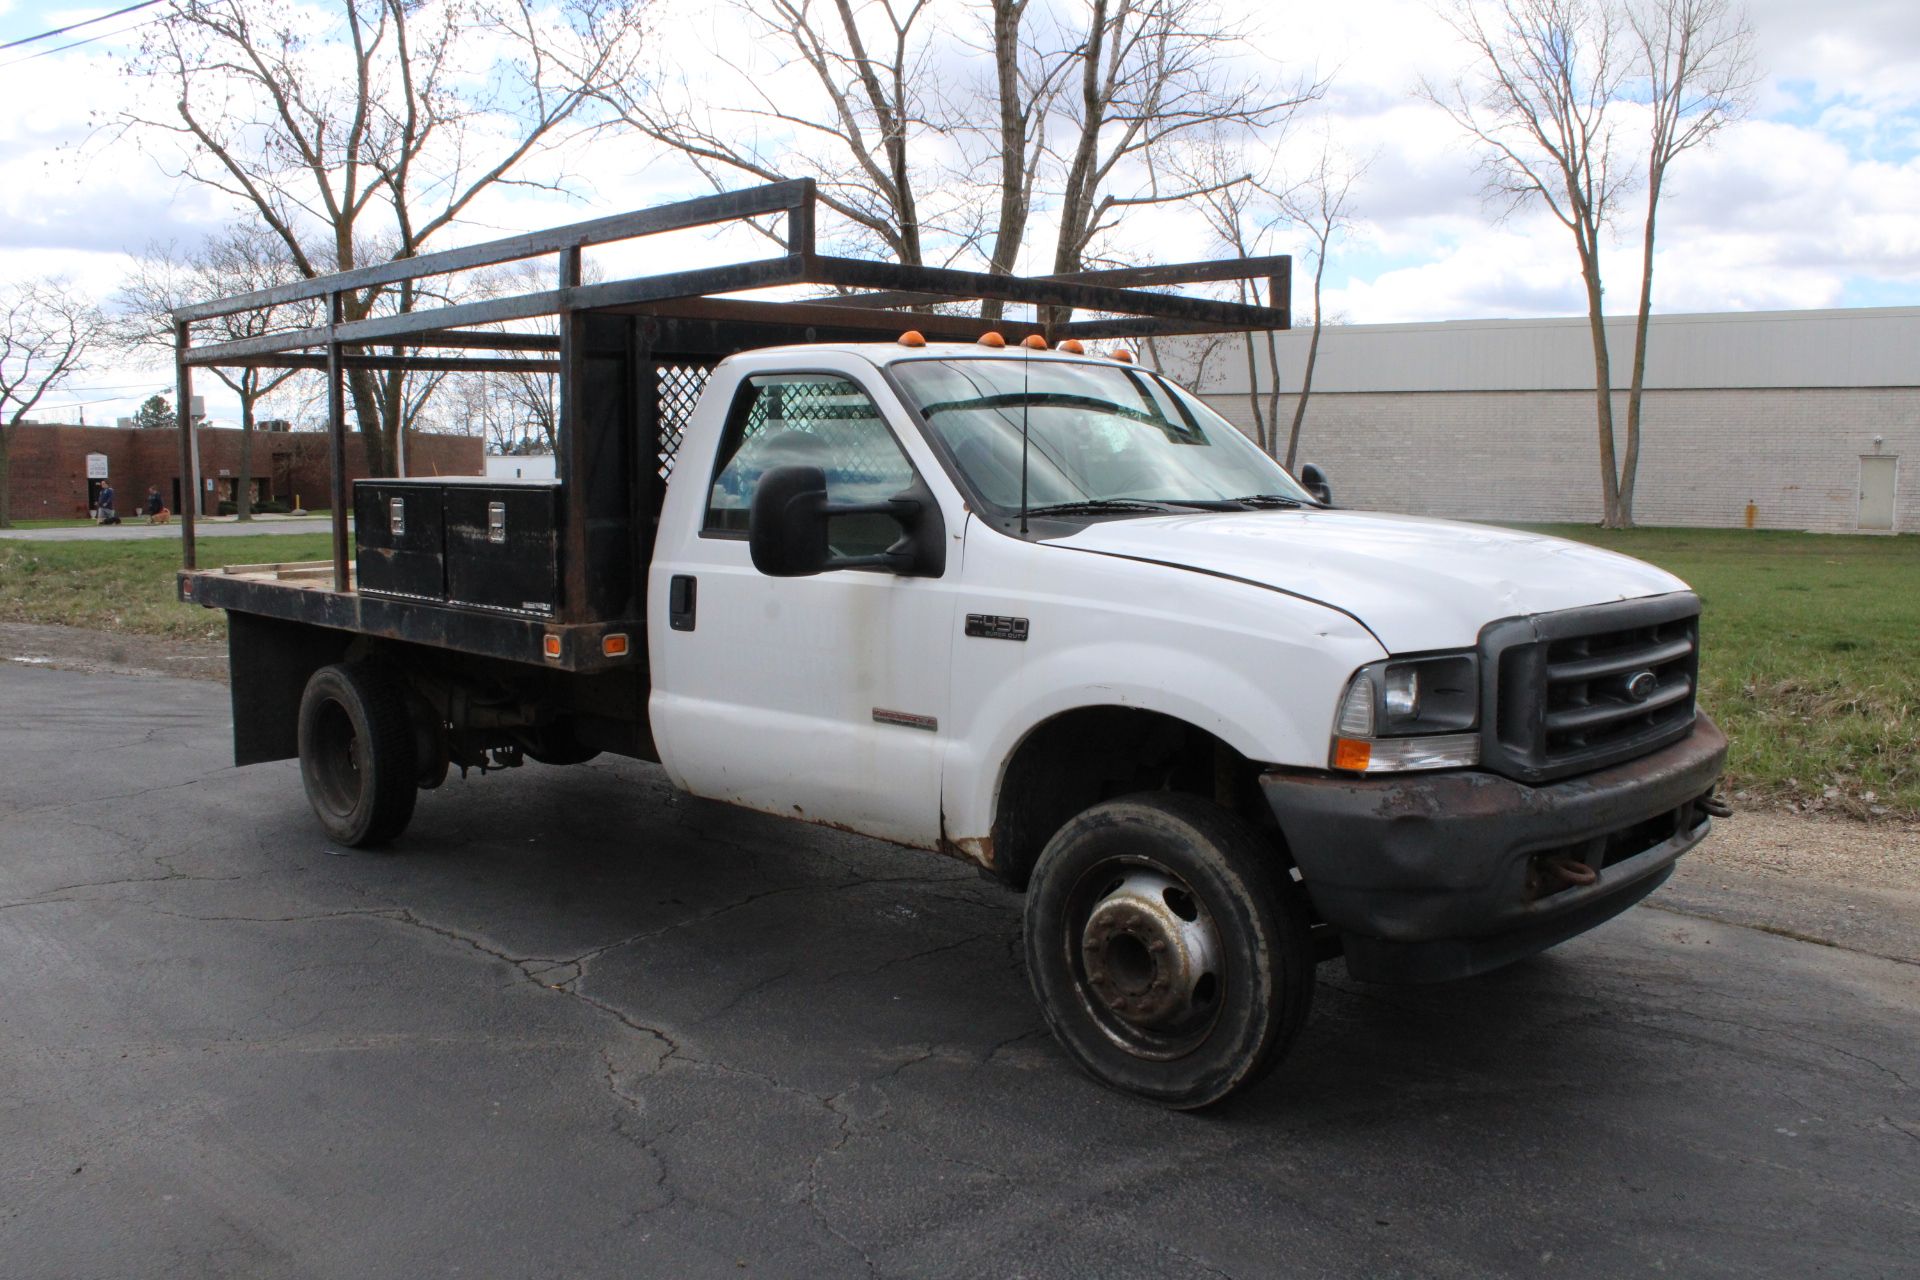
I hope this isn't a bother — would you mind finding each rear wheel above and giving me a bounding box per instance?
[297,661,419,847]
[1023,792,1314,1108]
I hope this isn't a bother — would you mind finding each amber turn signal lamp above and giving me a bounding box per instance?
[897,330,926,347]
[1331,738,1372,771]
[1058,339,1085,354]
[1021,334,1048,350]
[1111,348,1135,364]
[602,633,630,658]
[542,634,562,660]
[977,331,1007,348]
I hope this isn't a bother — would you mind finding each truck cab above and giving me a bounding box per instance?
[174,182,1726,1108]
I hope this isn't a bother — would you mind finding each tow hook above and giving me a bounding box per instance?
[1539,853,1598,889]
[1701,792,1734,818]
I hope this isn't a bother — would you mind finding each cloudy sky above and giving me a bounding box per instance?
[1,0,1915,427]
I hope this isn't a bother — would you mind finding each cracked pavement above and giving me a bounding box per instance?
[2,664,1916,1278]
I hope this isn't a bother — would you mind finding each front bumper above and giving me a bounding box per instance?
[1260,714,1728,984]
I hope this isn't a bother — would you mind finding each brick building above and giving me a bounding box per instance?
[1172,306,1917,534]
[5,423,484,521]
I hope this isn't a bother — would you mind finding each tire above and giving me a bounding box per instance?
[1023,792,1315,1109]
[297,661,419,847]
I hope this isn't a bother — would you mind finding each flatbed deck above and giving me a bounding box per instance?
[181,566,638,673]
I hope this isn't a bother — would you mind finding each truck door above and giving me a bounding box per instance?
[648,365,959,849]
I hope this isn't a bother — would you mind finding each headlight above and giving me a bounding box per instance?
[1331,653,1480,772]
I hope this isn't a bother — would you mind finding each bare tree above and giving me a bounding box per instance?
[1278,135,1364,470]
[1616,0,1753,523]
[1045,0,1317,277]
[614,0,950,264]
[622,0,1318,298]
[1427,0,1633,525]
[1176,134,1286,454]
[441,257,598,455]
[118,0,649,477]
[0,279,104,527]
[973,0,1075,319]
[1172,124,1359,466]
[116,223,319,520]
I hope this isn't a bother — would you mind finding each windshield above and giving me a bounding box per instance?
[891,357,1316,515]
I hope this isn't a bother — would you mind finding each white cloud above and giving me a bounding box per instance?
[0,0,1915,408]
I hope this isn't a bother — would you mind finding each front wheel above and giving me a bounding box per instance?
[1023,792,1315,1108]
[297,661,419,847]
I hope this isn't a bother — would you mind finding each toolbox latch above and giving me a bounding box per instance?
[487,501,507,544]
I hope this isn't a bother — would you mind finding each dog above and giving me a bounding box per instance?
[149,507,172,525]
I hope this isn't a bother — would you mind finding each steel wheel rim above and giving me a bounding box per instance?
[1066,856,1226,1060]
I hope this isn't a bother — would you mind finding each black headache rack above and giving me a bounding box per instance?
[171,178,1291,673]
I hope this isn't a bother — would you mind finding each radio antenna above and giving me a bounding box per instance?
[1019,335,1031,535]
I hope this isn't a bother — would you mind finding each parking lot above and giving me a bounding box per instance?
[3,662,1915,1278]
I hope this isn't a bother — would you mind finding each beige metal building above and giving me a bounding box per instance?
[1172,306,1916,533]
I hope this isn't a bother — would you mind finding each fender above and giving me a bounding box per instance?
[939,533,1386,853]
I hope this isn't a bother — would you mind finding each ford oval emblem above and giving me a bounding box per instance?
[1625,670,1658,702]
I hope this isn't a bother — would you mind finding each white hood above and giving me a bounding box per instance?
[1051,509,1690,654]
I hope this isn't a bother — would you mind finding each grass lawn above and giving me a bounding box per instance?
[1,521,1914,820]
[1516,526,1920,821]
[0,533,333,644]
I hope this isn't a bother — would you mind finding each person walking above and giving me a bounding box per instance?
[97,482,121,526]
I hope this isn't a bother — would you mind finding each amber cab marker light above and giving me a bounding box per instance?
[542,634,562,660]
[1058,339,1085,354]
[977,331,1007,348]
[602,633,630,658]
[1332,738,1372,771]
[1111,347,1135,363]
[897,329,926,347]
[1021,334,1049,350]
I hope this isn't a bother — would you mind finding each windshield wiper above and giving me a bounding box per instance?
[1023,498,1179,517]
[1226,494,1306,508]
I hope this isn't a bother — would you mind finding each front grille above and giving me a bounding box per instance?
[1481,594,1701,784]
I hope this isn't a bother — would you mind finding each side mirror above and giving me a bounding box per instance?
[1299,462,1334,506]
[748,465,945,578]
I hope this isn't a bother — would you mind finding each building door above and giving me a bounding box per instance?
[1859,456,1898,531]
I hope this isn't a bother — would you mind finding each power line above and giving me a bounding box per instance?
[0,15,162,69]
[0,0,165,51]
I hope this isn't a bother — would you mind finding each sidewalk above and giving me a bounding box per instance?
[0,513,348,542]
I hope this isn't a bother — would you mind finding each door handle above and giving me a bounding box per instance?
[668,574,697,631]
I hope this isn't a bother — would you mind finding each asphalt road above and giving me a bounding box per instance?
[2,664,1914,1279]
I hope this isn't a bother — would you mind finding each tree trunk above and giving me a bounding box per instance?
[1236,281,1268,452]
[982,0,1029,324]
[0,427,14,527]
[1239,328,1269,453]
[1285,258,1328,471]
[346,367,393,479]
[1578,250,1622,527]
[1620,176,1663,530]
[236,389,256,521]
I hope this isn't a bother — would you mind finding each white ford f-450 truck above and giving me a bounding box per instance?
[176,183,1727,1107]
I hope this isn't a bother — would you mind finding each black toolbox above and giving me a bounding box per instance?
[354,477,561,617]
